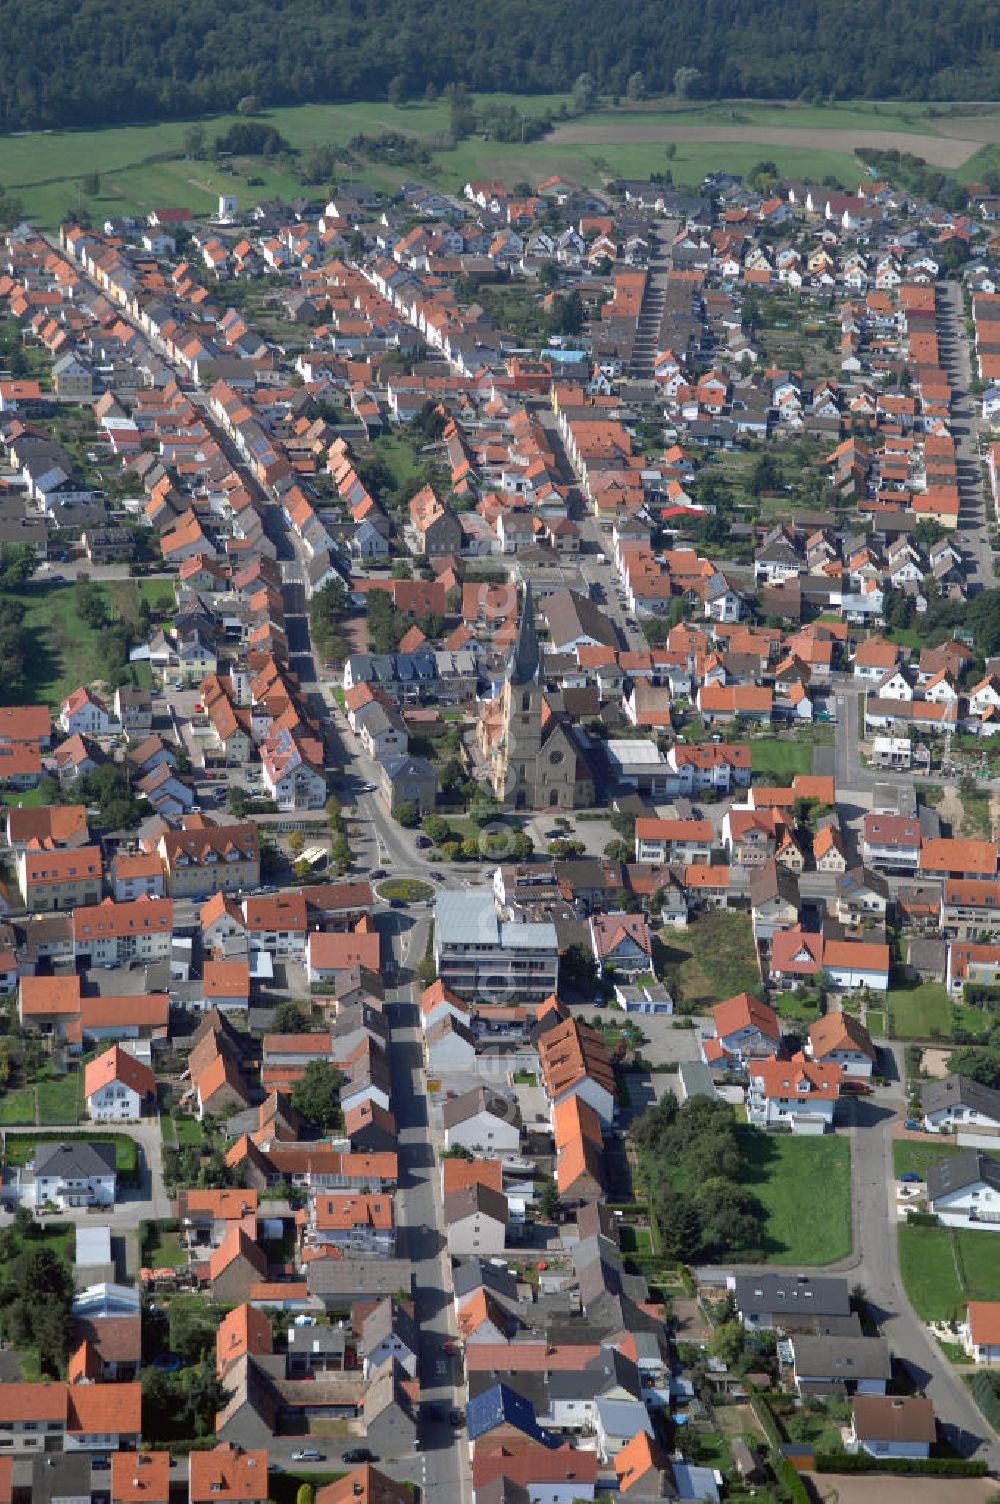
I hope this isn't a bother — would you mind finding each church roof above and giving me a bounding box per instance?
[508,581,540,687]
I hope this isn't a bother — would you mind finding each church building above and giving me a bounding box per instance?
[478,582,594,811]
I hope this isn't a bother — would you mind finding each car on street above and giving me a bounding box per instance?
[292,1449,325,1462]
[899,1171,922,1183]
[342,1448,376,1464]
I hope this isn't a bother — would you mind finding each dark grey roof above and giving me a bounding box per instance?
[441,1085,522,1131]
[34,1140,117,1179]
[443,1183,509,1226]
[733,1274,850,1319]
[452,1258,518,1303]
[305,1257,412,1300]
[927,1148,1000,1202]
[921,1075,1000,1123]
[508,580,540,687]
[791,1335,892,1381]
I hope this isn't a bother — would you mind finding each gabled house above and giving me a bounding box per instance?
[703,992,781,1070]
[589,911,652,980]
[807,1012,877,1078]
[921,1074,1000,1134]
[927,1150,1000,1232]
[746,1052,842,1133]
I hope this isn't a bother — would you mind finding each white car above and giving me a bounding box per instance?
[292,1449,324,1461]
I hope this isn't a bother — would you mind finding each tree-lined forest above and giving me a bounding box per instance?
[1,0,999,134]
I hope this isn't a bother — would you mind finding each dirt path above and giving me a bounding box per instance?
[546,122,983,169]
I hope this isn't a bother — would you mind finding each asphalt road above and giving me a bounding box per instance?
[386,914,470,1504]
[937,280,993,591]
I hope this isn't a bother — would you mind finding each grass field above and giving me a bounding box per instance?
[865,1009,886,1038]
[886,981,991,1041]
[740,1128,852,1265]
[892,1139,962,1180]
[0,1090,36,1125]
[377,878,434,902]
[750,741,814,780]
[144,1227,188,1269]
[898,1224,1000,1321]
[658,908,760,1010]
[34,1070,80,1126]
[4,579,160,712]
[3,95,991,230]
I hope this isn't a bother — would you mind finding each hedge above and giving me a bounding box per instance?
[743,1381,784,1450]
[775,1457,812,1504]
[971,1371,1000,1431]
[814,1452,988,1477]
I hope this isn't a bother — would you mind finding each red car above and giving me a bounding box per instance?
[442,1341,457,1355]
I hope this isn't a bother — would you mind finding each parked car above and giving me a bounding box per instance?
[343,1448,376,1464]
[415,834,431,848]
[904,1119,926,1131]
[292,1449,325,1462]
[899,1171,922,1184]
[449,1408,464,1428]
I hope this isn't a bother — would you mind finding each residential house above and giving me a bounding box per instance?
[927,1150,1000,1231]
[444,1183,508,1256]
[442,1086,522,1156]
[807,1012,877,1078]
[746,1053,842,1133]
[963,1303,1000,1365]
[848,1396,935,1460]
[703,992,781,1070]
[921,1075,1000,1134]
[84,1045,154,1122]
[31,1140,117,1208]
[589,912,652,980]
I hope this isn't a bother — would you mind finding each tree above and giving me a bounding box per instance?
[272,1000,311,1033]
[291,1060,345,1131]
[673,66,702,98]
[536,1177,561,1221]
[560,942,599,997]
[655,1188,703,1261]
[709,1319,747,1368]
[395,802,420,828]
[387,74,407,107]
[572,73,597,114]
[227,785,249,818]
[237,95,260,115]
[288,829,305,857]
[297,1487,316,1504]
[75,575,106,629]
[82,170,100,196]
[0,542,35,589]
[183,124,207,158]
[626,70,645,100]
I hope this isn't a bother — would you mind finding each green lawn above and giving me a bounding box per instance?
[619,1224,653,1256]
[3,581,156,712]
[35,1071,80,1126]
[898,1224,1000,1321]
[865,1009,886,1038]
[377,877,434,903]
[172,1115,210,1147]
[739,1128,852,1265]
[887,982,992,1041]
[0,94,939,230]
[658,908,761,1010]
[0,1089,36,1125]
[750,741,813,779]
[144,1229,188,1269]
[892,1140,963,1180]
[887,982,951,1040]
[0,787,47,809]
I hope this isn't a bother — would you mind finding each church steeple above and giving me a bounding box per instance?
[508,580,540,687]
